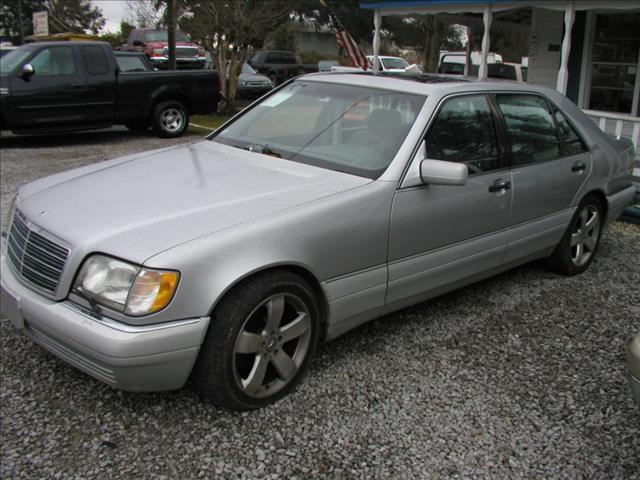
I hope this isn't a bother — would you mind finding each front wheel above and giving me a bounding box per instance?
[546,194,604,275]
[192,271,321,410]
[151,100,189,138]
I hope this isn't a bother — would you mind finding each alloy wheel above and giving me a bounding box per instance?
[160,107,184,133]
[232,294,312,399]
[570,204,600,267]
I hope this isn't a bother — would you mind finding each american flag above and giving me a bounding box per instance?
[320,0,369,71]
[335,29,369,71]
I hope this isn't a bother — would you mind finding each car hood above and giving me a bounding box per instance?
[239,73,270,82]
[17,141,370,263]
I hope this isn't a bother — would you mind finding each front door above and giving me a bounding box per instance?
[9,45,88,130]
[387,94,512,305]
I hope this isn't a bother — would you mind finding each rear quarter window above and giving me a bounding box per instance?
[82,46,109,75]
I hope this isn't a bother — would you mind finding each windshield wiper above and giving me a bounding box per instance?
[235,143,282,158]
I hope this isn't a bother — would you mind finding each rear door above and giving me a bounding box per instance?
[80,44,116,124]
[493,93,592,263]
[9,45,88,129]
[387,93,512,304]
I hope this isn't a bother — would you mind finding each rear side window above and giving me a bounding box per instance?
[426,95,500,174]
[116,56,149,72]
[553,108,588,156]
[82,46,109,75]
[495,94,560,165]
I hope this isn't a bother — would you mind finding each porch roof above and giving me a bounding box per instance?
[360,0,640,15]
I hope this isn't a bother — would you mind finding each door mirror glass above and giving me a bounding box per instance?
[420,159,468,186]
[20,63,34,78]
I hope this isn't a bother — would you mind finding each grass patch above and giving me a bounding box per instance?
[189,114,234,132]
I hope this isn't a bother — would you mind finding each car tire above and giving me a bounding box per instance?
[192,271,321,410]
[546,194,604,276]
[151,100,189,138]
[268,73,278,87]
[124,120,149,132]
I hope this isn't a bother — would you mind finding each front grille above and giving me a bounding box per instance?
[165,46,199,58]
[6,210,69,294]
[247,81,268,86]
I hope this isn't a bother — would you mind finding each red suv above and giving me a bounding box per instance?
[124,29,206,69]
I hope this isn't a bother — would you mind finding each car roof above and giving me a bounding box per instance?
[19,41,110,48]
[301,71,554,97]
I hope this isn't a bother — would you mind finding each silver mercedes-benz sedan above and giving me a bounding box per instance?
[1,73,636,410]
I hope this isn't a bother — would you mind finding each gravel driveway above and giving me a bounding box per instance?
[1,129,639,479]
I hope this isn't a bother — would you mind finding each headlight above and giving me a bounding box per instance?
[152,48,164,56]
[73,254,179,316]
[6,193,18,227]
[239,80,247,85]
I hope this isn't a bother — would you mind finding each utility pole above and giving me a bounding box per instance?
[167,0,177,70]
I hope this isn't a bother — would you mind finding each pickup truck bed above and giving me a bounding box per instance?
[0,41,219,138]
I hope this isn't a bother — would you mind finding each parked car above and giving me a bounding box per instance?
[123,28,206,70]
[113,51,155,72]
[0,41,219,137]
[247,50,318,86]
[1,74,636,411]
[235,63,273,98]
[629,333,640,406]
[438,61,526,82]
[367,55,411,72]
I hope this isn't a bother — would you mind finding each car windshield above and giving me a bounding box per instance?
[381,57,409,69]
[241,63,256,74]
[144,30,191,42]
[211,81,426,179]
[0,47,33,74]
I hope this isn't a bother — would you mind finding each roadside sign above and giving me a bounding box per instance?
[33,11,49,36]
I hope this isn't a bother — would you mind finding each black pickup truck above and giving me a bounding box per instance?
[0,41,219,138]
[247,50,318,86]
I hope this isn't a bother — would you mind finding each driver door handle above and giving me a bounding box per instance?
[488,179,511,193]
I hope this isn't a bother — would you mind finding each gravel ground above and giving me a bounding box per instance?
[1,129,639,479]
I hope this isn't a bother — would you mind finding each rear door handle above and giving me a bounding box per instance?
[571,162,586,172]
[488,180,512,193]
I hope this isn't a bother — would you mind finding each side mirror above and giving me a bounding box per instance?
[20,63,35,79]
[132,40,145,47]
[420,158,468,186]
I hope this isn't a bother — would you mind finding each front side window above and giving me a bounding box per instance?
[212,81,426,179]
[30,47,75,76]
[495,94,560,165]
[425,95,500,174]
[0,47,33,74]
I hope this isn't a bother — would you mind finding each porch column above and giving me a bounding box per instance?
[478,5,493,80]
[556,2,575,94]
[372,9,381,74]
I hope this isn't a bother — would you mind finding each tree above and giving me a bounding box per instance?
[294,0,373,44]
[384,16,464,71]
[124,0,162,28]
[99,20,136,48]
[46,0,105,35]
[264,24,297,52]
[182,0,293,112]
[471,27,529,63]
[0,0,47,45]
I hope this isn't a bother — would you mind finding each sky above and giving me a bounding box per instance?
[91,0,128,33]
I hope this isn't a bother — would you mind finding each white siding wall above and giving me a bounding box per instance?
[527,8,564,89]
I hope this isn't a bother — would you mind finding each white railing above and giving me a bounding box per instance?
[583,109,640,153]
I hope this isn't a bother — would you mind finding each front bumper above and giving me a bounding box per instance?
[237,85,273,98]
[0,238,210,391]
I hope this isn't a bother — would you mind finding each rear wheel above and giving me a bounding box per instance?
[151,100,189,138]
[192,271,321,410]
[546,194,604,275]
